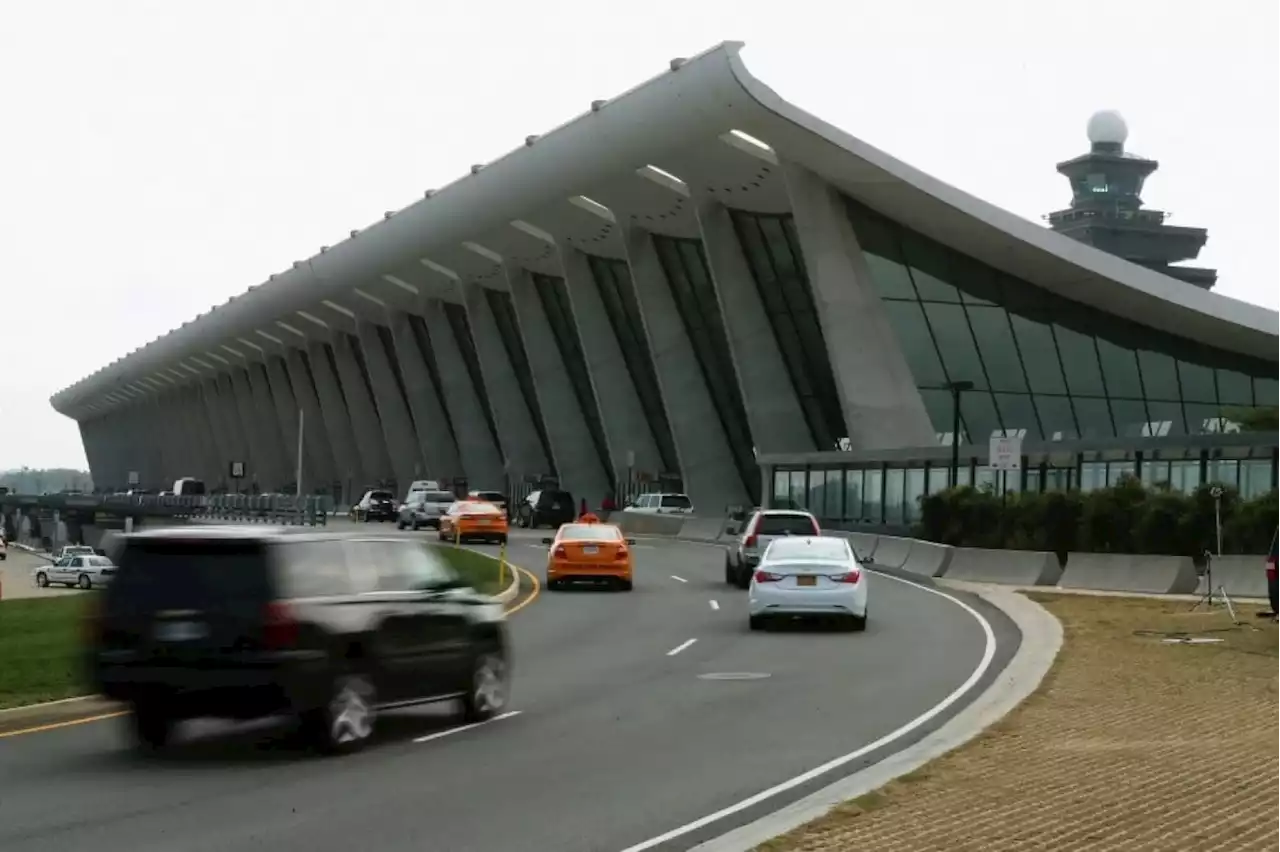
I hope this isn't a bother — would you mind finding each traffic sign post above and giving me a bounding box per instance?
[989,435,1022,503]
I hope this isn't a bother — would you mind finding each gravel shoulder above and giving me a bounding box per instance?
[755,593,1278,852]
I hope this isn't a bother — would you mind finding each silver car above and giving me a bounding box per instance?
[398,490,456,530]
[724,509,821,589]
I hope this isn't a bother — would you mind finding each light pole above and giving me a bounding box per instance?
[946,381,975,488]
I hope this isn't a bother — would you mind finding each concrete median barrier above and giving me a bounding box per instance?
[677,517,726,542]
[836,532,879,563]
[869,535,913,569]
[1197,555,1270,599]
[1059,553,1199,595]
[904,540,954,578]
[616,513,688,537]
[942,547,1062,586]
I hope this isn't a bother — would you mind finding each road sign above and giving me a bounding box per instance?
[229,461,246,479]
[127,471,140,486]
[989,435,1023,471]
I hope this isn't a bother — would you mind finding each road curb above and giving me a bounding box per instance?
[9,542,55,562]
[456,545,523,605]
[687,581,1063,852]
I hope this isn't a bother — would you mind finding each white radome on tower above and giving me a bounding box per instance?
[1087,110,1129,146]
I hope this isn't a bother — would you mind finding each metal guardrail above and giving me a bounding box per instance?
[0,493,335,527]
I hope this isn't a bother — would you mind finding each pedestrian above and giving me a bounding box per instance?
[601,494,617,514]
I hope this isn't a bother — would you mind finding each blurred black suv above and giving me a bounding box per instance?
[88,527,511,754]
[515,489,576,529]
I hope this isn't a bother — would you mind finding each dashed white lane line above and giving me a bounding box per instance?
[670,575,688,583]
[709,600,720,611]
[412,710,522,743]
[667,638,698,657]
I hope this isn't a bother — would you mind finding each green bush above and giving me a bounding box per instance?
[914,479,1277,558]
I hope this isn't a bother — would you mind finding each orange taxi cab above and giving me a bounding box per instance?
[543,522,636,591]
[438,500,508,545]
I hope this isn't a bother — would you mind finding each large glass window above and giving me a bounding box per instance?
[843,196,1275,440]
[653,235,758,501]
[586,255,678,473]
[485,289,555,475]
[533,274,613,490]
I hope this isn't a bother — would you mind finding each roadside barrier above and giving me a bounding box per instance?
[944,547,1061,586]
[1059,553,1199,595]
[616,513,687,537]
[1197,555,1272,599]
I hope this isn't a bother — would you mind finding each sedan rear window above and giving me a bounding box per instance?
[472,491,505,502]
[755,514,820,536]
[559,524,622,541]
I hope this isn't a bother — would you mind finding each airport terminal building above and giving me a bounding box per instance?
[49,43,1279,524]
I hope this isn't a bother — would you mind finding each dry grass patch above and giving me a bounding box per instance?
[756,594,1278,852]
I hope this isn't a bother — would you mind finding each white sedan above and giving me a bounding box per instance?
[748,535,869,632]
[36,554,117,590]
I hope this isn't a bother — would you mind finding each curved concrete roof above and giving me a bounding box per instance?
[51,42,1278,417]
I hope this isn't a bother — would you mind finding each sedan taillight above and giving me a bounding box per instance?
[753,570,782,583]
[834,570,861,584]
[553,545,567,558]
[615,547,629,560]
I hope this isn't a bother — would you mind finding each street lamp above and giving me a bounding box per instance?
[946,381,975,488]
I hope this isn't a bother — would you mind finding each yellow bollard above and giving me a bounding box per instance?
[497,540,507,589]
[454,524,460,547]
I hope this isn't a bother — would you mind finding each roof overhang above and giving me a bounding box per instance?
[51,42,1278,419]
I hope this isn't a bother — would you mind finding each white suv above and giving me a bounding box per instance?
[623,493,694,515]
[725,509,821,589]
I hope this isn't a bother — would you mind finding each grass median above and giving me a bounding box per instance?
[0,546,512,711]
[755,594,1278,852]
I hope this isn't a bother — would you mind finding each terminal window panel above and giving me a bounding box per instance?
[484,288,556,477]
[585,255,679,474]
[531,273,614,491]
[442,303,501,454]
[403,314,457,448]
[651,235,760,502]
[843,196,1273,444]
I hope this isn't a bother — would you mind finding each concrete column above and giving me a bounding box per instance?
[694,197,811,454]
[116,403,148,490]
[384,310,461,481]
[214,372,252,490]
[304,341,367,504]
[245,362,291,489]
[559,247,662,479]
[782,163,934,449]
[420,302,503,488]
[460,283,548,481]
[354,318,424,492]
[169,387,207,483]
[77,419,109,491]
[505,268,610,502]
[620,224,748,511]
[331,332,394,487]
[228,368,272,491]
[262,355,304,492]
[142,396,174,489]
[283,348,340,496]
[199,378,238,488]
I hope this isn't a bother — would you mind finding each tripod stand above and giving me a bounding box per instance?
[1190,549,1240,624]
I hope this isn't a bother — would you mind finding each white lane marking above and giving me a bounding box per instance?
[709,600,720,611]
[667,638,698,657]
[412,710,521,743]
[618,571,999,852]
[670,575,688,583]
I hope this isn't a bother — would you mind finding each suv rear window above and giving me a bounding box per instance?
[369,491,393,500]
[754,514,820,536]
[106,539,272,614]
[423,491,456,503]
[537,490,574,509]
[472,491,505,502]
[660,495,692,509]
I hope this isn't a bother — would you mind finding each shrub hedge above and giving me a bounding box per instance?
[915,476,1277,563]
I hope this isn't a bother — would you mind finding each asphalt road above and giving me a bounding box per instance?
[0,529,1018,852]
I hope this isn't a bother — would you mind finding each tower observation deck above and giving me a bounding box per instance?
[1047,110,1217,289]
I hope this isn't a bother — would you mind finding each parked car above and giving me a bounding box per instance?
[622,493,694,515]
[748,535,869,632]
[724,509,822,589]
[350,489,397,522]
[514,489,576,529]
[35,554,117,589]
[87,526,511,754]
[54,544,97,561]
[0,536,6,561]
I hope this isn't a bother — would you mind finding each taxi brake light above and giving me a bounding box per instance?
[553,545,568,558]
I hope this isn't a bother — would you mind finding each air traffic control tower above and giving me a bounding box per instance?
[1046,110,1217,289]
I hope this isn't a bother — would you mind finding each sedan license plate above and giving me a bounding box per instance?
[477,519,490,525]
[582,545,599,555]
[155,621,208,642]
[796,575,817,587]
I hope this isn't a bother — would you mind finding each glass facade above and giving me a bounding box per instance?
[730,211,847,450]
[402,315,455,446]
[585,255,679,473]
[845,197,1276,445]
[485,289,556,475]
[652,235,759,502]
[531,274,613,489]
[442,303,501,454]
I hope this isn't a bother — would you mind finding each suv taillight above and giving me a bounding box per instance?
[262,601,298,649]
[753,570,782,583]
[744,535,758,549]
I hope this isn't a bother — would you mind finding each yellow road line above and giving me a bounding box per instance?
[1,566,544,741]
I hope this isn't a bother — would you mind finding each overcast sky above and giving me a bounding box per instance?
[1,0,1275,472]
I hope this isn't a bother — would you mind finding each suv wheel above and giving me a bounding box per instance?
[130,699,175,751]
[303,672,377,754]
[461,651,508,722]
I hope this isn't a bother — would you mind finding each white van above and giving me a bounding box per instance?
[172,477,208,505]
[403,480,441,501]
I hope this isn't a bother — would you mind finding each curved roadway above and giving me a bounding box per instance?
[0,531,1018,852]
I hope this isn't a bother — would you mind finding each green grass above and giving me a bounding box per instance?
[432,544,511,596]
[0,596,92,710]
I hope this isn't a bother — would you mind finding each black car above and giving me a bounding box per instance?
[88,527,511,754]
[515,489,576,529]
[352,489,397,522]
